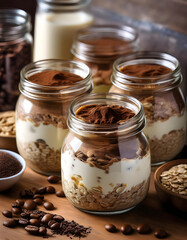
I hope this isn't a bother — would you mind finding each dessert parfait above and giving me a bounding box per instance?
[71,25,139,93]
[61,93,151,214]
[16,60,92,175]
[110,52,186,165]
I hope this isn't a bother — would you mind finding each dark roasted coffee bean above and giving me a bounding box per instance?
[154,229,168,239]
[19,218,29,226]
[25,225,39,235]
[33,194,44,200]
[31,188,37,195]
[105,224,117,233]
[39,226,47,236]
[46,186,55,194]
[23,200,37,210]
[41,214,53,224]
[43,201,54,210]
[56,190,65,198]
[30,219,40,226]
[48,220,56,227]
[137,224,151,234]
[11,202,20,208]
[30,213,40,219]
[48,175,60,184]
[33,198,43,205]
[50,222,60,230]
[2,210,12,218]
[15,199,25,207]
[53,215,64,222]
[3,219,17,228]
[121,224,133,235]
[20,212,30,219]
[12,207,21,215]
[20,189,34,198]
[36,187,46,194]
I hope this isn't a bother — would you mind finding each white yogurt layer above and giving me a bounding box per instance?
[144,113,186,140]
[16,119,69,150]
[61,149,150,195]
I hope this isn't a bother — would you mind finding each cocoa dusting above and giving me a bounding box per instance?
[0,152,22,178]
[120,64,172,78]
[28,70,83,86]
[76,104,135,124]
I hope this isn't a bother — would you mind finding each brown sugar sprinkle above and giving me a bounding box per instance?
[76,104,135,124]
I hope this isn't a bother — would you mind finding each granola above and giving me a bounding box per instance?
[0,111,16,136]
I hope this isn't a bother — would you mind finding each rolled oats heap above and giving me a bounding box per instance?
[0,111,16,136]
[160,164,187,196]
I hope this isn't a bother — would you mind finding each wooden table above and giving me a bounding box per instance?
[0,167,186,240]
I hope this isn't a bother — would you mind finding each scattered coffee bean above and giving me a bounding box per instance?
[20,212,30,219]
[33,198,43,205]
[41,214,53,224]
[56,190,65,198]
[43,202,54,210]
[36,187,46,194]
[30,218,40,226]
[39,226,47,236]
[105,224,117,233]
[120,224,133,235]
[20,189,34,198]
[2,210,12,218]
[50,222,60,230]
[48,220,56,227]
[25,225,39,235]
[15,199,25,207]
[12,207,21,215]
[30,213,40,219]
[154,229,168,239]
[48,175,60,184]
[11,202,20,208]
[3,219,17,228]
[19,218,29,226]
[137,224,151,234]
[33,194,44,200]
[23,200,37,210]
[46,186,55,194]
[53,215,64,222]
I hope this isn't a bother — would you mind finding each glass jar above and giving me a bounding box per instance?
[34,0,93,61]
[16,59,92,175]
[0,9,32,112]
[71,25,139,93]
[61,93,151,214]
[110,52,186,166]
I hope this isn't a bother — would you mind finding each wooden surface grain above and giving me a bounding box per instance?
[0,167,186,240]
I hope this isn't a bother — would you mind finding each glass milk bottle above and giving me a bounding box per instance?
[34,0,94,61]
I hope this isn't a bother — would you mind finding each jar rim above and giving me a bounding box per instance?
[111,51,182,91]
[19,59,93,100]
[68,93,145,137]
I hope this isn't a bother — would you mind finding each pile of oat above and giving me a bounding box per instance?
[0,111,15,136]
[160,164,187,195]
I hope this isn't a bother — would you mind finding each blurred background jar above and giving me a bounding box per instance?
[0,9,32,112]
[110,52,186,166]
[16,59,92,175]
[34,0,94,61]
[71,25,139,93]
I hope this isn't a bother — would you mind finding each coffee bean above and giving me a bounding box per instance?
[2,210,12,218]
[56,190,65,198]
[33,198,43,205]
[23,200,37,210]
[105,224,117,233]
[20,212,30,219]
[12,207,21,215]
[53,215,64,222]
[3,219,17,228]
[41,214,53,224]
[48,220,56,227]
[43,201,54,210]
[30,219,40,226]
[137,224,151,234]
[48,175,60,184]
[11,202,20,208]
[19,218,29,226]
[15,199,25,207]
[30,213,40,219]
[50,222,60,230]
[121,224,133,235]
[154,229,168,239]
[33,194,44,200]
[39,226,47,236]
[36,187,46,194]
[46,186,55,194]
[20,189,34,198]
[25,225,39,235]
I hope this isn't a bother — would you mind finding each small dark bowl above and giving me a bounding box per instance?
[154,159,187,212]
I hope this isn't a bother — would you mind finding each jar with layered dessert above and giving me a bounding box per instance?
[34,0,93,61]
[61,93,151,214]
[71,25,139,93]
[16,59,92,175]
[110,52,186,166]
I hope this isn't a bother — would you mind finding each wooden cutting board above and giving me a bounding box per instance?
[0,167,186,240]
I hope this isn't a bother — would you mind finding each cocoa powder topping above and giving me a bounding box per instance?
[82,37,129,47]
[28,70,83,86]
[120,64,172,78]
[76,104,135,124]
